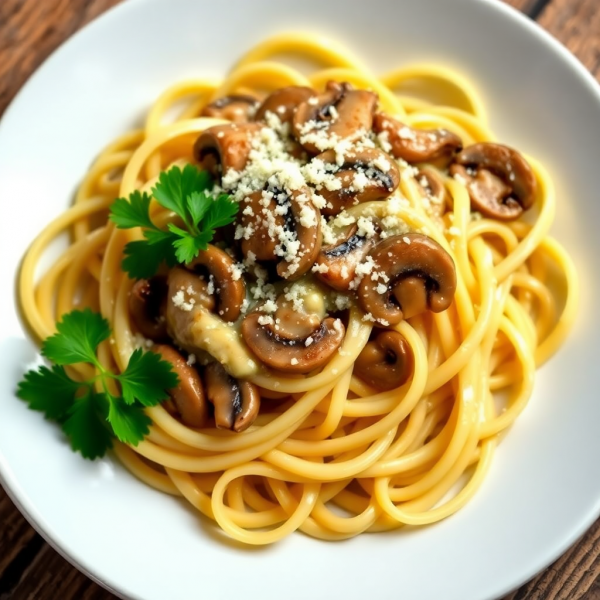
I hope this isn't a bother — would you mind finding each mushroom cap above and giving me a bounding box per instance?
[314,147,400,215]
[254,86,317,125]
[152,344,208,428]
[451,142,537,220]
[188,244,246,322]
[204,362,260,432]
[201,94,260,123]
[373,113,462,165]
[415,166,450,218]
[357,233,457,325]
[292,81,378,154]
[128,277,169,342]
[314,224,378,291]
[193,123,263,179]
[241,313,345,374]
[354,330,414,391]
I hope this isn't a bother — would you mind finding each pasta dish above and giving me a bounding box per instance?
[17,34,578,545]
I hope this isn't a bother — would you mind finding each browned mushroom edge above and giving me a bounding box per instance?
[373,113,462,165]
[314,225,378,291]
[354,330,414,391]
[312,148,400,215]
[201,94,260,123]
[188,244,246,321]
[293,81,377,154]
[128,277,169,342]
[204,362,260,432]
[449,142,537,221]
[152,344,208,428]
[415,167,451,218]
[357,234,457,325]
[254,86,317,125]
[193,123,263,179]
[241,311,345,374]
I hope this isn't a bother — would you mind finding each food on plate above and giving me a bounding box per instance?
[17,34,578,545]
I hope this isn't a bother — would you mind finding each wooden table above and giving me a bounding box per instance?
[1,0,599,598]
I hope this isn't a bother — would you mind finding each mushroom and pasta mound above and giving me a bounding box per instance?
[18,34,577,545]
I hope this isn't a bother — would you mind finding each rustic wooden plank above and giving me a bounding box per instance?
[0,0,122,117]
[537,0,600,80]
[1,0,600,599]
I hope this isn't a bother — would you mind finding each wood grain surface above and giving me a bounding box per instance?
[0,1,598,599]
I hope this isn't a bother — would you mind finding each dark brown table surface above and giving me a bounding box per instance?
[1,0,599,598]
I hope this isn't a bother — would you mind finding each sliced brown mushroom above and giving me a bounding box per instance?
[415,166,450,217]
[292,81,378,154]
[238,190,285,262]
[128,277,169,342]
[313,147,400,215]
[204,362,260,432]
[357,234,457,325]
[188,244,246,322]
[354,330,414,391]
[201,94,259,123]
[193,123,263,179]
[373,114,462,165]
[449,142,537,220]
[314,224,378,291]
[254,86,317,125]
[152,344,208,428]
[276,189,322,280]
[241,311,345,374]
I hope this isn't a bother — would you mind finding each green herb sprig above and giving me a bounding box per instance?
[109,164,239,279]
[17,309,178,459]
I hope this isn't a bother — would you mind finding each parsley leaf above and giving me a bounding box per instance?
[109,190,155,230]
[204,193,240,231]
[117,348,179,406]
[63,391,113,459]
[42,308,110,366]
[17,365,82,421]
[108,164,238,279]
[107,397,153,445]
[16,309,177,459]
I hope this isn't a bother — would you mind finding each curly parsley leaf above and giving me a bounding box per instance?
[16,365,82,421]
[108,164,237,279]
[42,308,110,366]
[63,391,113,459]
[117,348,179,407]
[109,190,156,230]
[16,309,177,459]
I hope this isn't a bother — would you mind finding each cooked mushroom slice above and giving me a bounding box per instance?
[449,142,537,220]
[415,167,450,217]
[241,312,345,374]
[152,344,208,428]
[292,81,378,154]
[276,189,323,280]
[354,330,414,391]
[238,190,284,262]
[254,86,317,125]
[193,122,263,179]
[313,148,400,215]
[314,225,378,291]
[188,244,245,322]
[129,277,169,342]
[204,362,260,432]
[373,114,462,164]
[201,94,259,123]
[357,234,457,325]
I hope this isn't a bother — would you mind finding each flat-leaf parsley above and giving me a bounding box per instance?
[17,309,178,459]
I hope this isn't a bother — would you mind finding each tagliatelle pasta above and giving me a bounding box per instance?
[18,33,578,545]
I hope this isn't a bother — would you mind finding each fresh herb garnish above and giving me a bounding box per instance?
[16,309,178,459]
[109,164,238,279]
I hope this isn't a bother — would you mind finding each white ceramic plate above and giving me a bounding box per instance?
[1,1,599,598]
